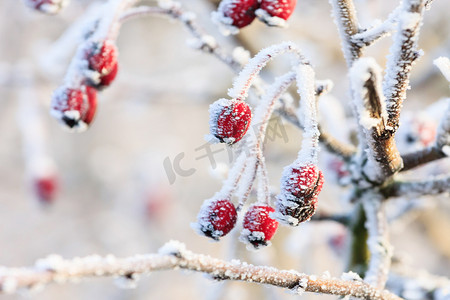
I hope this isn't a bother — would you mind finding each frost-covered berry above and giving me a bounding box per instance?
[50,85,97,132]
[33,175,58,204]
[85,40,118,89]
[240,205,278,249]
[23,0,68,15]
[194,199,237,240]
[209,99,252,145]
[212,0,260,34]
[257,0,296,26]
[275,164,324,226]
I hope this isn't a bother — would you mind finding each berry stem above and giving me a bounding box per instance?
[228,41,309,101]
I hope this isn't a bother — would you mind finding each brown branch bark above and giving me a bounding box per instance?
[0,241,403,300]
[350,58,403,183]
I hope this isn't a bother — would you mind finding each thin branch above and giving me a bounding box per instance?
[119,5,242,72]
[329,0,363,66]
[383,0,426,132]
[401,99,450,171]
[310,212,351,225]
[362,194,392,290]
[380,174,450,198]
[351,6,401,48]
[0,241,403,300]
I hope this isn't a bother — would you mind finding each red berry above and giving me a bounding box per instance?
[34,175,58,204]
[259,0,297,21]
[241,205,278,249]
[51,85,98,131]
[276,164,324,226]
[23,0,67,14]
[97,62,118,89]
[214,0,260,29]
[209,99,252,145]
[195,199,237,240]
[86,40,118,89]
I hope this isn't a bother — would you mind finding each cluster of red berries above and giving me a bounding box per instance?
[276,163,324,226]
[23,0,68,14]
[209,99,252,145]
[213,0,297,32]
[51,40,119,131]
[195,199,278,249]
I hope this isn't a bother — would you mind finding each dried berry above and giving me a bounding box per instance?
[194,199,237,240]
[209,99,252,145]
[259,0,297,21]
[86,40,118,89]
[276,164,324,226]
[213,0,260,32]
[34,175,58,204]
[23,0,68,14]
[240,205,278,249]
[51,85,98,131]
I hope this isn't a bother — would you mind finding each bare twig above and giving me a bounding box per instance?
[0,241,403,300]
[362,194,392,290]
[383,0,426,132]
[380,174,450,198]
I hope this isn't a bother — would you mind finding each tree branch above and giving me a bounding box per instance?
[362,194,392,290]
[383,0,426,132]
[0,241,403,300]
[350,58,403,183]
[380,174,450,198]
[329,0,363,66]
[401,98,450,171]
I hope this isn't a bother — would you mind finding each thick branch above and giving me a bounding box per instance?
[0,241,403,299]
[383,0,425,132]
[350,58,403,182]
[380,174,450,198]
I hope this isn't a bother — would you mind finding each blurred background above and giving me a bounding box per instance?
[0,0,449,299]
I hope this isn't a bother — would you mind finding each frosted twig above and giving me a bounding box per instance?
[362,194,392,290]
[380,174,450,198]
[310,212,351,225]
[228,42,308,101]
[328,0,362,66]
[401,98,450,171]
[383,0,426,132]
[350,58,403,182]
[0,241,403,300]
[352,6,401,47]
[119,5,241,72]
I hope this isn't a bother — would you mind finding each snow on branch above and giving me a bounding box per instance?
[328,0,362,66]
[381,174,450,198]
[362,194,393,290]
[352,6,401,47]
[383,0,426,132]
[350,58,403,182]
[401,98,450,171]
[0,241,403,300]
